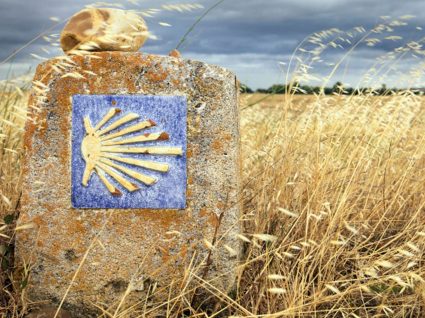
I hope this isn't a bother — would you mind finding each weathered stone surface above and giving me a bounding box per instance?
[16,52,240,316]
[26,306,72,318]
[60,8,148,54]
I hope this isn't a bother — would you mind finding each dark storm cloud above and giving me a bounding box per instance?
[0,0,424,88]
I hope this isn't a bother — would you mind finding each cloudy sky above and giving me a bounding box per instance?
[0,0,424,89]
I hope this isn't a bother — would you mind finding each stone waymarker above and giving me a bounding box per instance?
[16,50,240,315]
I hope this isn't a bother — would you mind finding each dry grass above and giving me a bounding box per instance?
[1,89,424,316]
[0,85,28,317]
[238,93,425,317]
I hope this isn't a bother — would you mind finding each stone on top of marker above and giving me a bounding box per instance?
[60,8,148,54]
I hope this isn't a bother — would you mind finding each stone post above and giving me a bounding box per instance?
[17,50,241,315]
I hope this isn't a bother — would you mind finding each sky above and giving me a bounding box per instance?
[0,0,424,89]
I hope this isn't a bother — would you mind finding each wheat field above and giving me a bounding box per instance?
[0,87,424,316]
[239,93,425,317]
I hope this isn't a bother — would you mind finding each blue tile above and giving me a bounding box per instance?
[71,95,187,209]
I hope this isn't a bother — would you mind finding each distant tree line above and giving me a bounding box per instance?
[240,82,425,96]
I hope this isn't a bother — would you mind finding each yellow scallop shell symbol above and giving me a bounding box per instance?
[81,108,183,196]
